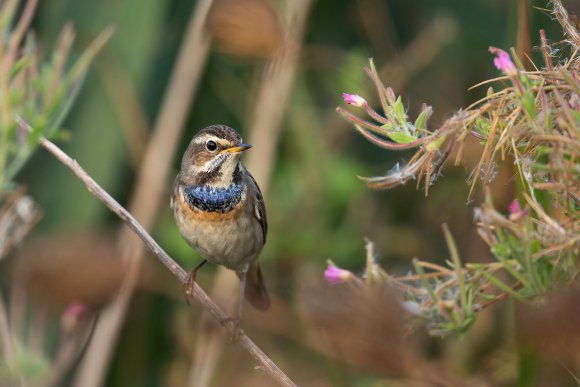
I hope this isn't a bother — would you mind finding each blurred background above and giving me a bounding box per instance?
[3,0,580,386]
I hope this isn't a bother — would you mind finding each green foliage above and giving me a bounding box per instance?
[0,1,112,385]
[336,26,580,335]
[0,343,50,386]
[0,0,113,194]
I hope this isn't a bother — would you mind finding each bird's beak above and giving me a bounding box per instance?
[221,143,252,153]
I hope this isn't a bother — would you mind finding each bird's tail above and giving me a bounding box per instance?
[239,262,270,310]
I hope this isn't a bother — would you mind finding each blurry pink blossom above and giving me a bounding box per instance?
[508,199,528,221]
[61,301,89,332]
[489,47,517,76]
[342,93,367,107]
[324,263,352,284]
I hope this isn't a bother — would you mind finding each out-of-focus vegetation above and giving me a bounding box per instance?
[336,32,579,337]
[0,1,112,384]
[1,0,579,386]
[0,0,112,263]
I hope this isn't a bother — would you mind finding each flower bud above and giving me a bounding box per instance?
[324,264,353,284]
[489,47,517,76]
[342,93,367,108]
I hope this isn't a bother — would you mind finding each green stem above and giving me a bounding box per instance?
[442,224,468,311]
[481,271,526,302]
[412,259,439,304]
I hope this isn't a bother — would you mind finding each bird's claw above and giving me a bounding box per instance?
[182,271,197,305]
[220,317,242,343]
[182,260,208,305]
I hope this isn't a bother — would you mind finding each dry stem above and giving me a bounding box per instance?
[20,120,296,387]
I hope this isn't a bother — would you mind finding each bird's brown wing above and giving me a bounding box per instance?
[242,171,270,310]
[247,172,267,244]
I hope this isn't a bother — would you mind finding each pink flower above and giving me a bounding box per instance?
[61,302,89,332]
[508,199,528,221]
[489,47,517,76]
[324,263,352,284]
[342,93,367,107]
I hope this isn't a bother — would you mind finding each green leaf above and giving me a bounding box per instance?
[476,117,490,136]
[384,129,417,144]
[394,96,407,125]
[571,110,580,125]
[13,344,50,379]
[414,108,431,131]
[426,135,446,152]
[521,91,536,119]
[9,56,30,79]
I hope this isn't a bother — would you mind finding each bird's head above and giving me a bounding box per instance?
[180,125,251,187]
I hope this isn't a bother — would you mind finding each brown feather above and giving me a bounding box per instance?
[246,171,267,244]
[239,262,270,310]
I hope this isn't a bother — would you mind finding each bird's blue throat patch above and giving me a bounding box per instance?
[183,184,244,213]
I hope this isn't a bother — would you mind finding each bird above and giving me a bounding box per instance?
[171,124,270,322]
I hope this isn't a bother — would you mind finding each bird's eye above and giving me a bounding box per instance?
[206,140,217,152]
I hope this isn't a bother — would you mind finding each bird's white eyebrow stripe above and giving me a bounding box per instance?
[193,135,232,146]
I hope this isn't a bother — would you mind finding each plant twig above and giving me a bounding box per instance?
[17,118,297,387]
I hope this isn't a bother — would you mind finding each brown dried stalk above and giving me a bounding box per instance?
[552,0,580,49]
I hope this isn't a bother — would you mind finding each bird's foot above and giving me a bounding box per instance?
[182,271,196,305]
[220,317,242,344]
[182,260,208,305]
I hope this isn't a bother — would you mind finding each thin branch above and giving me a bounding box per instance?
[17,118,297,387]
[539,30,553,71]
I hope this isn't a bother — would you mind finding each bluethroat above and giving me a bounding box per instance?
[171,125,270,320]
